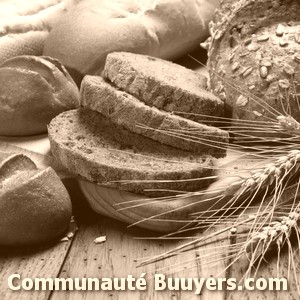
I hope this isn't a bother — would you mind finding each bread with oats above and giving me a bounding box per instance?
[207,0,300,123]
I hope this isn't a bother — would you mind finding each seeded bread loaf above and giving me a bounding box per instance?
[81,76,228,158]
[207,0,300,123]
[103,52,225,124]
[0,152,72,246]
[48,109,214,197]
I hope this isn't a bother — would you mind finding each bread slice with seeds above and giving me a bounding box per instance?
[48,108,214,197]
[102,52,225,124]
[80,75,229,158]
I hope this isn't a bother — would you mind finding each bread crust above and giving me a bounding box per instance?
[0,55,79,136]
[43,0,220,75]
[0,0,71,64]
[207,0,300,124]
[0,153,72,246]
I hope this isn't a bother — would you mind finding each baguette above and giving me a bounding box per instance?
[0,0,73,64]
[43,0,220,77]
[48,108,214,197]
[81,75,228,158]
[0,152,72,246]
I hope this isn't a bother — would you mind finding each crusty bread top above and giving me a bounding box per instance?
[48,108,214,196]
[103,52,225,122]
[43,0,220,75]
[0,55,79,136]
[0,152,72,246]
[81,76,228,158]
[0,153,37,186]
[208,0,300,123]
[0,0,71,65]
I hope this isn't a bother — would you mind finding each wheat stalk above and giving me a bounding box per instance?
[134,115,300,289]
[121,55,300,289]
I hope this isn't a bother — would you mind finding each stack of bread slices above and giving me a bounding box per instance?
[48,52,229,197]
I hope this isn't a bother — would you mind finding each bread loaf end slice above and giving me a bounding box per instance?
[103,52,225,124]
[81,76,228,158]
[48,108,215,197]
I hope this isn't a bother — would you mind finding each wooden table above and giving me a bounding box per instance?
[0,137,299,300]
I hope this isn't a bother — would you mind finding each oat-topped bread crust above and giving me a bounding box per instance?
[102,52,225,123]
[81,76,228,158]
[207,0,300,123]
[48,108,214,196]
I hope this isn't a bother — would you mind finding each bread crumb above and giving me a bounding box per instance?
[59,237,69,242]
[94,236,107,244]
[67,232,74,239]
[253,111,263,117]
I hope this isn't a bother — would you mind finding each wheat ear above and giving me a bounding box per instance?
[137,130,300,269]
[130,56,300,286]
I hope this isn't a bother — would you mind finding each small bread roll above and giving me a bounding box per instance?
[0,153,72,246]
[0,55,79,136]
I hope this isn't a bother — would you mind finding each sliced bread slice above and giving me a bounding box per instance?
[102,52,225,123]
[48,108,214,196]
[81,76,228,158]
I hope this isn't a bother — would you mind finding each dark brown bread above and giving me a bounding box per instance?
[0,152,72,246]
[0,153,37,185]
[48,108,214,196]
[102,52,225,124]
[81,76,229,158]
[0,55,79,136]
[207,0,300,124]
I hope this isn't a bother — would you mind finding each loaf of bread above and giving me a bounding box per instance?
[81,75,228,157]
[0,55,79,136]
[43,0,220,79]
[48,108,214,197]
[0,152,72,246]
[0,0,73,64]
[207,0,300,124]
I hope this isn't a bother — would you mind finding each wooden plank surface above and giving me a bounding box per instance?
[0,141,299,299]
[49,180,227,300]
[0,177,299,299]
[229,249,300,300]
[0,223,76,300]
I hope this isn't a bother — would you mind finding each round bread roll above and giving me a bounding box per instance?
[0,55,79,136]
[0,153,72,246]
[43,0,220,79]
[207,0,300,124]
